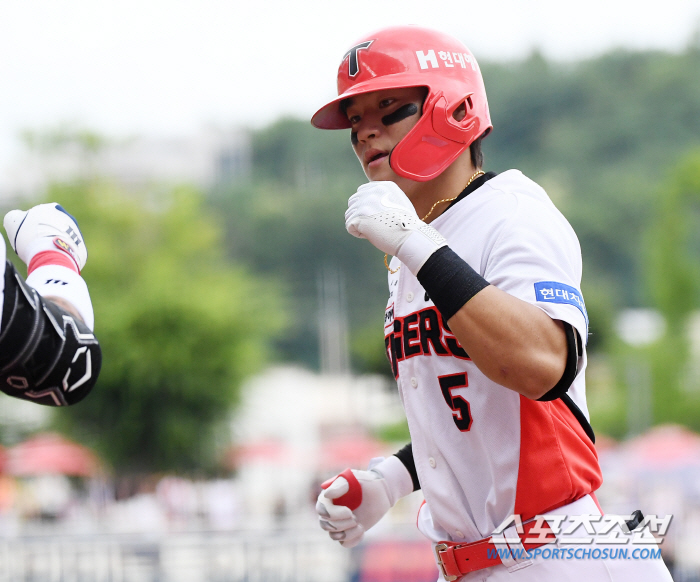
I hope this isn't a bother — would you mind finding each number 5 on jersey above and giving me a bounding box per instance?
[439,373,472,431]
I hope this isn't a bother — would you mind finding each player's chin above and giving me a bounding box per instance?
[364,158,398,182]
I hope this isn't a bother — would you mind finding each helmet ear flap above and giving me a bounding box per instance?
[389,91,482,182]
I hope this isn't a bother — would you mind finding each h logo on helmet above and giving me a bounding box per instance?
[343,40,373,77]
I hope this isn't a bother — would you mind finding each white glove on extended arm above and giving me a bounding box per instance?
[345,181,447,274]
[316,455,414,548]
[3,203,94,330]
[4,202,87,272]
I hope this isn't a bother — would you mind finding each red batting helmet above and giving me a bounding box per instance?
[311,25,492,182]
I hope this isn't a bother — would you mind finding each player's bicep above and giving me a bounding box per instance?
[484,209,588,341]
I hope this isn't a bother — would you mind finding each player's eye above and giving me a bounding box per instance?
[379,98,395,109]
[348,114,361,124]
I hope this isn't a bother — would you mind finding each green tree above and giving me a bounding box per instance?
[37,179,287,473]
[648,150,700,328]
[644,149,700,429]
[211,118,389,371]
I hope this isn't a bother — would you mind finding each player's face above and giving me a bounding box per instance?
[344,87,426,183]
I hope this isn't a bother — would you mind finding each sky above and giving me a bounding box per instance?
[1,0,699,169]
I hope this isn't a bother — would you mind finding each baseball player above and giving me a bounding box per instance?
[311,26,673,581]
[0,203,101,406]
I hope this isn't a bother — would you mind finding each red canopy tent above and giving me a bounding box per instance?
[358,540,438,582]
[6,433,101,477]
[319,434,387,471]
[225,438,291,469]
[620,424,700,471]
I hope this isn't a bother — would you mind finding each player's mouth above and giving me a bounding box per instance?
[364,149,389,167]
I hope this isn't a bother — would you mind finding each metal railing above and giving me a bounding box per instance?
[0,530,350,582]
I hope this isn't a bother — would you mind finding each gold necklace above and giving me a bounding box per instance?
[383,170,485,274]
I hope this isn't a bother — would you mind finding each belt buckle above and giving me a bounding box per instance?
[434,543,458,581]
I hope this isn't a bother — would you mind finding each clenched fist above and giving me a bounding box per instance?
[4,203,87,272]
[345,181,446,274]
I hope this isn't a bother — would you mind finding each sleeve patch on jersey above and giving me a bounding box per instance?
[534,281,588,326]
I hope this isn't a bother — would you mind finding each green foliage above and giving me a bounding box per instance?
[217,46,700,378]
[643,150,700,431]
[251,116,364,187]
[593,150,700,436]
[647,150,700,328]
[21,124,108,155]
[211,126,386,368]
[375,419,411,444]
[42,180,286,473]
[482,47,700,310]
[350,322,393,379]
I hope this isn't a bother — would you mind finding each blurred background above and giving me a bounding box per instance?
[1,0,700,580]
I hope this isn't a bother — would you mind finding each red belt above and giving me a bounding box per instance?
[434,518,556,580]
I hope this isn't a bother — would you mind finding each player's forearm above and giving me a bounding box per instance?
[416,247,567,400]
[43,295,85,325]
[26,266,95,330]
[446,285,567,399]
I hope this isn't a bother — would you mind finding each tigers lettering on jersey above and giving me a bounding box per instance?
[384,305,470,378]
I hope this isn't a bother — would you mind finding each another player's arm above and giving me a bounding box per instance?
[1,203,101,406]
[43,295,84,323]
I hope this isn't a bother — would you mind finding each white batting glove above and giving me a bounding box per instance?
[4,203,87,271]
[345,181,447,274]
[316,456,414,548]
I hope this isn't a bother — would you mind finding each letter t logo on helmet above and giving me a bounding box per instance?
[344,40,374,77]
[311,25,492,182]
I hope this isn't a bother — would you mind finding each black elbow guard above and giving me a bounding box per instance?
[0,261,102,406]
[538,322,581,402]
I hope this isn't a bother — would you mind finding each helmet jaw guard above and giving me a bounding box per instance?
[311,26,492,182]
[390,90,487,182]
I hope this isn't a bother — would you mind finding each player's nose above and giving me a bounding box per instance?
[355,117,382,143]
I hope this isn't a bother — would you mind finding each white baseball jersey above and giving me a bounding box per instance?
[383,170,602,544]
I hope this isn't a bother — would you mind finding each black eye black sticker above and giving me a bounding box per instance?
[351,131,358,145]
[382,103,419,126]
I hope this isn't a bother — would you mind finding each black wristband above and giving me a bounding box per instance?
[393,442,420,492]
[417,246,490,322]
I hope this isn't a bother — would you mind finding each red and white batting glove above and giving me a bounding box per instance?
[3,203,94,330]
[316,456,414,548]
[345,181,447,275]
